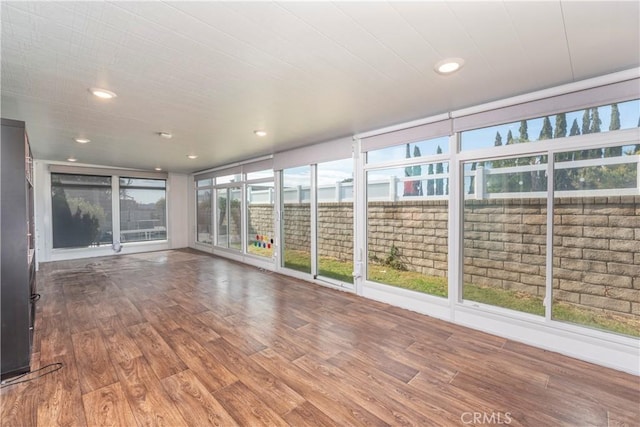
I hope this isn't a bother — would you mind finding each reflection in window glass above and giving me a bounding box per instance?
[216,174,242,184]
[216,188,228,248]
[367,136,449,164]
[197,178,212,187]
[229,187,242,250]
[197,189,212,244]
[462,155,547,315]
[51,174,113,249]
[247,183,274,258]
[461,99,640,151]
[246,169,274,181]
[119,178,167,242]
[366,162,449,297]
[317,158,354,283]
[552,144,640,337]
[282,166,311,273]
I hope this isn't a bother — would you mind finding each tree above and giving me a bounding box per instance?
[412,146,423,196]
[581,109,591,135]
[605,104,622,157]
[554,113,567,138]
[590,107,602,133]
[403,144,413,196]
[609,103,621,131]
[539,116,553,140]
[494,131,503,147]
[518,120,529,142]
[569,118,580,136]
[435,146,444,195]
[506,130,514,144]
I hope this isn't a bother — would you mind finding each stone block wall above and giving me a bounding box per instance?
[246,196,639,317]
[247,204,274,240]
[368,200,448,278]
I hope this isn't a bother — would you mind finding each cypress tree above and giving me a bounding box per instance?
[590,107,602,133]
[581,109,591,134]
[609,104,620,131]
[519,120,529,142]
[494,131,503,146]
[435,146,444,195]
[569,118,580,136]
[412,146,422,195]
[605,104,622,157]
[506,129,514,144]
[554,113,567,138]
[539,116,553,140]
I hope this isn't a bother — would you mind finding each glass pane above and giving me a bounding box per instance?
[216,188,228,248]
[367,136,449,164]
[229,187,242,251]
[366,162,449,297]
[197,178,212,187]
[317,158,353,283]
[282,166,311,273]
[197,189,212,244]
[246,169,274,181]
[461,99,640,151]
[216,173,242,184]
[552,144,639,336]
[51,174,113,249]
[247,183,274,258]
[119,179,166,242]
[462,155,548,315]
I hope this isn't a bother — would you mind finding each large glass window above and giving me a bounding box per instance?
[461,99,640,151]
[282,166,312,273]
[462,155,547,315]
[317,158,354,283]
[51,174,113,249]
[367,137,449,164]
[247,183,275,258]
[216,188,228,248]
[229,187,242,250]
[366,161,449,297]
[552,144,639,336]
[196,188,212,244]
[119,178,166,242]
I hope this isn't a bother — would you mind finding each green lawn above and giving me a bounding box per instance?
[282,250,639,337]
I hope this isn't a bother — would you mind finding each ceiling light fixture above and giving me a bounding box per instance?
[67,157,77,162]
[187,154,198,159]
[434,58,464,75]
[254,130,267,137]
[159,132,172,139]
[74,137,90,144]
[89,87,117,99]
[154,167,163,171]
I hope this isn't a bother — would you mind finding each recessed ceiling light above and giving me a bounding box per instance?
[159,132,172,139]
[434,58,464,75]
[89,87,117,99]
[74,137,90,144]
[154,167,163,171]
[254,130,267,137]
[67,157,77,162]
[187,154,198,159]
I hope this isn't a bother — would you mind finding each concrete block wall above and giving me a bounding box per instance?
[246,196,639,317]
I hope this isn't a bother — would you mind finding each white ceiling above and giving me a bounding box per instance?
[1,1,639,173]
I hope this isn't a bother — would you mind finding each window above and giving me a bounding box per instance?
[216,188,229,248]
[367,136,449,164]
[196,188,212,244]
[119,178,166,242]
[462,155,547,315]
[552,143,639,336]
[282,166,312,273]
[246,169,274,181]
[366,161,449,297]
[460,99,640,151]
[247,183,274,258]
[51,174,113,249]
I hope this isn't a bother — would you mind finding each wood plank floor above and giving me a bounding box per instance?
[2,249,638,426]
